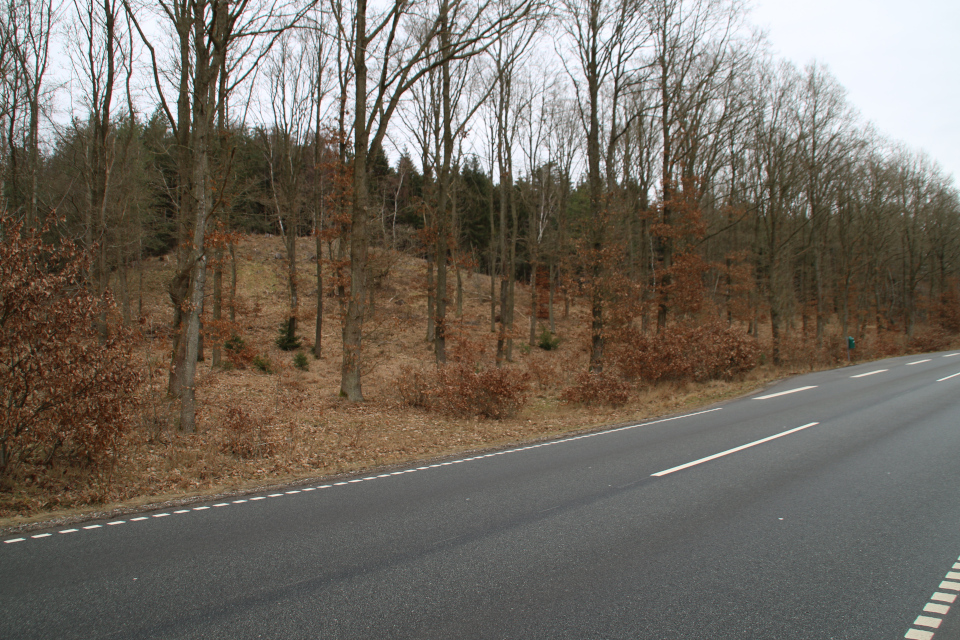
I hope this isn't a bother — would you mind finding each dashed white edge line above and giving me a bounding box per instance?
[943,353,960,358]
[753,386,817,400]
[937,372,960,382]
[914,616,942,629]
[908,359,932,365]
[4,407,724,545]
[651,422,819,477]
[905,556,960,639]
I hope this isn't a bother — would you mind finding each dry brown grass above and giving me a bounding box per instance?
[1,234,944,533]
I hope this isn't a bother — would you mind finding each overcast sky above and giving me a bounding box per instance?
[749,0,959,186]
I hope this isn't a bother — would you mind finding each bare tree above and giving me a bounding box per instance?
[558,0,646,370]
[1,0,58,226]
[336,0,542,398]
[125,0,310,431]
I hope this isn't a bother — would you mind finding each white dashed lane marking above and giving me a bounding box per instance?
[753,386,817,400]
[908,359,932,365]
[905,556,960,639]
[938,372,960,382]
[652,422,819,477]
[851,369,888,378]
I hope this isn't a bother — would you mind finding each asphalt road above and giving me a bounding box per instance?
[3,352,960,639]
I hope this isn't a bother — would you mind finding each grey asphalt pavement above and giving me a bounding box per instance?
[3,351,960,639]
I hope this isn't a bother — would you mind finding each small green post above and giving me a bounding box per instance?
[847,336,855,362]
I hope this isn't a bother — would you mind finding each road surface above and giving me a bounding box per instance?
[3,352,960,639]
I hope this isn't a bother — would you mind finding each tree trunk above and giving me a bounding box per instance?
[341,0,368,401]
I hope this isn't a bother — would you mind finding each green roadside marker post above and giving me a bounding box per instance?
[847,336,855,362]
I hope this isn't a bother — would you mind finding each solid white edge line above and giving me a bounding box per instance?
[652,422,820,477]
[753,386,817,400]
[938,372,960,382]
[851,369,888,378]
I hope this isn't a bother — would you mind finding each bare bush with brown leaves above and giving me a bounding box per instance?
[0,214,141,481]
[560,370,632,407]
[397,362,531,419]
[612,320,759,383]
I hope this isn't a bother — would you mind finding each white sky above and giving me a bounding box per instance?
[750,0,960,187]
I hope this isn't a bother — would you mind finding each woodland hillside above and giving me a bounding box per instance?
[2,0,960,525]
[1,225,958,526]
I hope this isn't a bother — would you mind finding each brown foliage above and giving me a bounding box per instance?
[397,363,531,420]
[560,370,631,407]
[612,320,760,383]
[907,327,952,354]
[397,332,531,419]
[933,286,960,334]
[0,214,141,478]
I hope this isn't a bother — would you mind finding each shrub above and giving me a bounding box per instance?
[397,363,531,419]
[538,328,560,350]
[275,321,301,351]
[907,327,952,354]
[439,363,531,419]
[0,214,141,477]
[252,355,274,373]
[560,370,631,407]
[612,320,759,384]
[396,365,433,409]
[293,352,309,371]
[223,334,255,369]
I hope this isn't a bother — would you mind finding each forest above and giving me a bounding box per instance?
[1,0,959,514]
